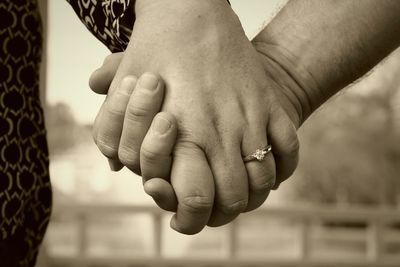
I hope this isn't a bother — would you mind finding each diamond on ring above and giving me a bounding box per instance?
[243,145,272,163]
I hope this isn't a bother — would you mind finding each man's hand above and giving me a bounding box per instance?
[92,0,300,234]
[90,0,400,236]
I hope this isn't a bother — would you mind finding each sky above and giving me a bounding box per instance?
[46,0,287,124]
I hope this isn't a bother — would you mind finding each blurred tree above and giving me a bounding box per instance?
[288,49,400,207]
[45,102,92,156]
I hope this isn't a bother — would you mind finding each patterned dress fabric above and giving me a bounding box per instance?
[66,0,229,53]
[0,0,51,266]
[66,0,135,52]
[0,0,135,266]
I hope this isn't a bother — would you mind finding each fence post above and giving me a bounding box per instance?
[153,213,163,261]
[300,217,311,260]
[367,218,381,262]
[227,220,238,259]
[77,212,88,267]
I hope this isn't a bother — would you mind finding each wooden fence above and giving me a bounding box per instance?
[41,204,400,267]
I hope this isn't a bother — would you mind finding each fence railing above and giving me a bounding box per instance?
[42,204,400,267]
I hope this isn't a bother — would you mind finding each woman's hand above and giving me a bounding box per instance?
[90,59,179,211]
[89,0,400,236]
[92,0,300,234]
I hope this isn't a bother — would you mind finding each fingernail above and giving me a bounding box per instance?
[153,117,171,134]
[139,73,159,91]
[272,182,280,191]
[108,159,123,171]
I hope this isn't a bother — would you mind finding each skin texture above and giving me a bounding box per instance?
[91,0,400,234]
[91,0,299,234]
[253,0,400,118]
[91,58,179,212]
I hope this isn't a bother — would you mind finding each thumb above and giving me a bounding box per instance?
[89,52,124,94]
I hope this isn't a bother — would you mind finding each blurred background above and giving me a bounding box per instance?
[36,0,400,266]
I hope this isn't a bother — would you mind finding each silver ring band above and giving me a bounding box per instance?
[243,145,272,163]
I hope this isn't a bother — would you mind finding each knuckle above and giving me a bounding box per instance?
[245,195,268,213]
[286,135,300,157]
[218,199,248,215]
[125,103,150,121]
[251,179,275,194]
[105,92,130,116]
[96,139,118,159]
[174,140,204,159]
[180,195,214,214]
[250,170,276,193]
[156,112,176,124]
[105,102,125,117]
[141,146,167,164]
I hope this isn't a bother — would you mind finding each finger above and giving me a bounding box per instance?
[92,102,105,145]
[141,112,178,212]
[108,158,124,171]
[144,178,177,212]
[95,76,137,162]
[242,123,276,212]
[206,138,249,227]
[268,110,299,189]
[207,209,240,227]
[118,73,165,174]
[95,104,124,172]
[141,112,177,181]
[93,103,124,171]
[89,53,124,95]
[93,103,124,170]
[170,142,214,235]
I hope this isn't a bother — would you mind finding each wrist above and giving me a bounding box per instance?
[253,41,320,127]
[132,0,244,59]
[135,0,232,22]
[253,0,400,126]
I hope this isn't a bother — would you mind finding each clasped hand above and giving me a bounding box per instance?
[90,0,300,234]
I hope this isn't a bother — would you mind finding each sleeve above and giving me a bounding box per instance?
[66,0,230,53]
[66,0,135,52]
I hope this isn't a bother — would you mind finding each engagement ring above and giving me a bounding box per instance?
[243,145,272,163]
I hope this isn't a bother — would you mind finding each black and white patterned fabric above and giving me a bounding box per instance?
[67,0,135,52]
[0,0,135,266]
[66,0,229,53]
[0,0,51,266]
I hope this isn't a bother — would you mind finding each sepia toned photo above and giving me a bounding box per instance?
[1,1,400,266]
